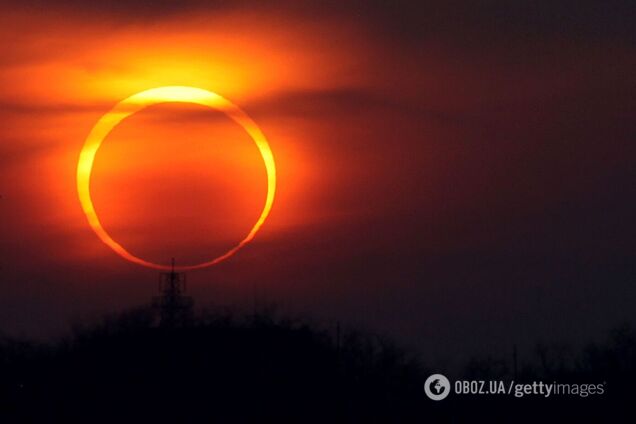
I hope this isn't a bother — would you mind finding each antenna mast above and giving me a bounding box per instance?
[153,258,193,328]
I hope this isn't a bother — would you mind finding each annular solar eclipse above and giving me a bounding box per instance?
[76,86,276,271]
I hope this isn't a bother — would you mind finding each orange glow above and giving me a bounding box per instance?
[77,86,276,271]
[0,6,357,273]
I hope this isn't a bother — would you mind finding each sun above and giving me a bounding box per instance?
[77,86,276,271]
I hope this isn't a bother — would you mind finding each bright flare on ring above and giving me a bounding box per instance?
[77,86,276,271]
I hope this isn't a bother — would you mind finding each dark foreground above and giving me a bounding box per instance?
[0,307,634,422]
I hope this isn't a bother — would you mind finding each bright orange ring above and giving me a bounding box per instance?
[77,86,276,271]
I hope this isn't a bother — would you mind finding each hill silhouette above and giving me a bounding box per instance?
[0,306,427,422]
[1,306,634,422]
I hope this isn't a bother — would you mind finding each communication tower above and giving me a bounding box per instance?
[153,258,193,327]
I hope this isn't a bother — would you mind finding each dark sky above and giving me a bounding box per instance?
[0,0,635,363]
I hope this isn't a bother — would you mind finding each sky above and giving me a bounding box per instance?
[0,0,635,363]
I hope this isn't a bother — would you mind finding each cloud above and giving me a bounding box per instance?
[6,0,635,45]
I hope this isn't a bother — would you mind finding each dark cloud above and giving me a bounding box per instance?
[0,101,113,115]
[7,0,636,44]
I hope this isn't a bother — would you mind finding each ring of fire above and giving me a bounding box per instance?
[77,86,276,271]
